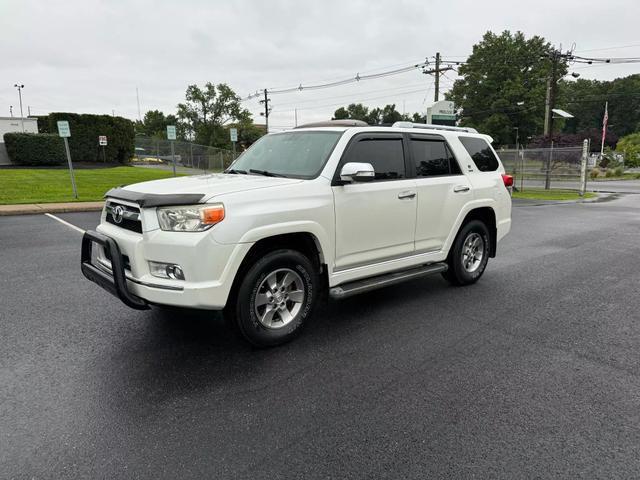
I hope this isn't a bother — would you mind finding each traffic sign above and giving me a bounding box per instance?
[230,128,238,143]
[99,135,108,146]
[167,125,177,140]
[57,121,71,138]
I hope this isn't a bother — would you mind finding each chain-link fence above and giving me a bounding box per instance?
[496,145,587,191]
[132,137,239,175]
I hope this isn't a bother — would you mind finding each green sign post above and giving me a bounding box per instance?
[57,121,78,199]
[167,125,177,176]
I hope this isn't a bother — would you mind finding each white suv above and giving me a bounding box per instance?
[82,121,512,346]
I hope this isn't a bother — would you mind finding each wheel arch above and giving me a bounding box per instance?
[225,231,328,311]
[460,206,497,257]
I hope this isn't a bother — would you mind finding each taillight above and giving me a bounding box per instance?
[502,174,514,188]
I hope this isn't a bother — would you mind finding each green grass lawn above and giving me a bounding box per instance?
[0,167,181,204]
[513,188,596,201]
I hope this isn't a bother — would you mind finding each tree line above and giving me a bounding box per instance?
[137,30,640,164]
[135,82,264,151]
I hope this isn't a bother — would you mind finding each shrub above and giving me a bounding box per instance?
[605,169,615,177]
[45,113,135,163]
[589,168,600,179]
[3,133,65,166]
[614,166,624,176]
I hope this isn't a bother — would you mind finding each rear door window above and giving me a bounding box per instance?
[410,138,462,176]
[459,136,499,172]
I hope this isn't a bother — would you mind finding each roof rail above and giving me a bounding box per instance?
[295,119,368,129]
[391,121,478,133]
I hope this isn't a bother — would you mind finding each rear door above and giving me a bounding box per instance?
[332,133,417,270]
[410,134,472,253]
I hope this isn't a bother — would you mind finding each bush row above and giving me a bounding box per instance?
[46,113,135,163]
[3,113,136,166]
[3,133,66,166]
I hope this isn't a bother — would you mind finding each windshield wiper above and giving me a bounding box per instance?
[249,169,287,178]
[225,168,247,174]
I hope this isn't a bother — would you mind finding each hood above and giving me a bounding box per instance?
[120,173,303,201]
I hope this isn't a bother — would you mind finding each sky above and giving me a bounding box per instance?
[1,0,638,131]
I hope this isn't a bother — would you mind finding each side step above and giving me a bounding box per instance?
[329,262,448,300]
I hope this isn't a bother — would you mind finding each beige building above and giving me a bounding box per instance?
[0,117,39,165]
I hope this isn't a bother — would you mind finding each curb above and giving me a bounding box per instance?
[512,192,615,207]
[0,202,104,216]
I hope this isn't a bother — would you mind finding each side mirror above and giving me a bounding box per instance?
[340,162,375,183]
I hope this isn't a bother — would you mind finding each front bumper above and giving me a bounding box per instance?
[81,230,150,310]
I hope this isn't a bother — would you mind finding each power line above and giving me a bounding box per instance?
[575,43,640,53]
[245,60,428,99]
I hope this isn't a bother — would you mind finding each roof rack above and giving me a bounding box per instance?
[295,119,368,129]
[391,121,478,133]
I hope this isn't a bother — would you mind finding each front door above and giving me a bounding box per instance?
[332,133,417,271]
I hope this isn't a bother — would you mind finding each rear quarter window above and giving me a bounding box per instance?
[459,136,499,172]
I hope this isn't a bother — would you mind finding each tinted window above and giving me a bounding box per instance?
[459,136,499,172]
[411,139,461,176]
[346,137,405,180]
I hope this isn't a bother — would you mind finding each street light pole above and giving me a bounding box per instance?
[14,84,25,132]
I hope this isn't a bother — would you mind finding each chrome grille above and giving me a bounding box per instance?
[105,202,142,233]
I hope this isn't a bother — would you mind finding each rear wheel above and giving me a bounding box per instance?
[233,249,318,347]
[442,220,490,286]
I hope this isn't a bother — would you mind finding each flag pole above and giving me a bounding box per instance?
[600,101,608,160]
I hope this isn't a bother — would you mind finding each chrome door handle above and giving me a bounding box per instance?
[398,191,416,199]
[453,185,470,193]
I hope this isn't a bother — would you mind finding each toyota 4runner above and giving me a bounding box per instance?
[81,120,512,346]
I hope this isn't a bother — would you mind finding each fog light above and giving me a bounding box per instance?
[149,261,185,280]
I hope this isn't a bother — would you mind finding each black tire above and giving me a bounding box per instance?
[233,249,319,347]
[442,220,491,286]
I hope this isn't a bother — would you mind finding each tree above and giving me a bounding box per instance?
[616,132,640,167]
[332,103,372,123]
[447,31,562,145]
[559,74,640,138]
[176,83,251,148]
[136,110,177,138]
[332,103,410,125]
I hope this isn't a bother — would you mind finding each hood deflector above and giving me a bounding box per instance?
[105,188,205,208]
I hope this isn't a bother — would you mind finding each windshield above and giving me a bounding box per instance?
[228,131,343,178]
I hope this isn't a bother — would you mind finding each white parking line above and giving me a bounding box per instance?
[44,213,86,234]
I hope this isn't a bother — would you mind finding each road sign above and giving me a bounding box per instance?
[99,135,107,146]
[167,125,177,141]
[230,128,238,143]
[427,100,456,126]
[57,121,71,138]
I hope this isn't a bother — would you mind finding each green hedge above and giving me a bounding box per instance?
[3,133,66,166]
[45,113,135,163]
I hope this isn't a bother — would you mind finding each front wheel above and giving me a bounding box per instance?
[442,220,490,286]
[234,249,319,347]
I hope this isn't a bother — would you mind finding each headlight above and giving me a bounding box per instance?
[157,204,225,232]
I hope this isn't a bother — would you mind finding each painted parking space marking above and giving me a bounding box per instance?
[44,213,86,234]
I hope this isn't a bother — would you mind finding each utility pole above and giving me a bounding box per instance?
[422,53,453,104]
[259,88,271,133]
[136,86,142,122]
[294,108,298,127]
[434,52,441,102]
[543,50,559,138]
[27,106,31,117]
[14,84,25,132]
[9,106,13,117]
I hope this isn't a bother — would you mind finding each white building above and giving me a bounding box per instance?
[0,117,39,165]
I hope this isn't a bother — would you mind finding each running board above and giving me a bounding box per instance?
[329,263,448,300]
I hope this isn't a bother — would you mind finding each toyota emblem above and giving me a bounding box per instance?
[112,205,124,224]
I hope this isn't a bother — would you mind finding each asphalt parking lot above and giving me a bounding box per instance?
[2,195,640,479]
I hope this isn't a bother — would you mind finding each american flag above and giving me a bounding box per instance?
[601,101,609,141]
